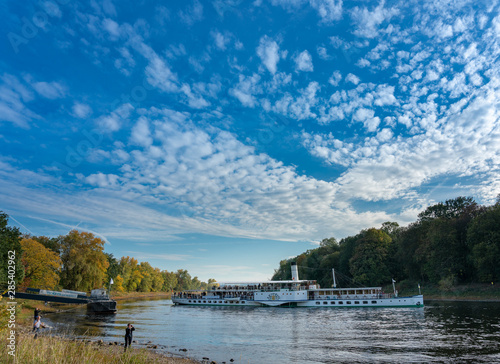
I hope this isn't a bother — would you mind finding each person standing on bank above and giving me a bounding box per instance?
[34,307,41,320]
[124,323,135,351]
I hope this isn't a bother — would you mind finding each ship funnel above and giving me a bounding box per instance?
[291,262,299,281]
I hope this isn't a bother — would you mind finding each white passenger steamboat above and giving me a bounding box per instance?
[172,263,424,308]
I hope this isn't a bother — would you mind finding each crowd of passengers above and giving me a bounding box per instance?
[173,291,255,300]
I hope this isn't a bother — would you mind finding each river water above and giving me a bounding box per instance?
[41,299,500,363]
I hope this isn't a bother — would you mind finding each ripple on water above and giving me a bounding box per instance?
[43,300,500,363]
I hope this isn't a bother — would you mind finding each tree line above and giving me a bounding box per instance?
[0,212,213,293]
[272,196,500,291]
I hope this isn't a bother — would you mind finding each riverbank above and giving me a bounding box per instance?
[1,327,201,364]
[111,291,172,301]
[389,281,500,301]
[1,300,202,364]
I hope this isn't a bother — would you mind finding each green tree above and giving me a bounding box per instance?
[105,253,120,288]
[418,196,477,222]
[137,262,154,292]
[0,212,24,287]
[349,228,392,286]
[467,204,500,282]
[151,267,164,292]
[59,230,109,292]
[175,269,193,291]
[161,270,178,291]
[31,235,61,254]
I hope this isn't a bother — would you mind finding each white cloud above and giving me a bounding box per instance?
[41,1,62,18]
[316,46,330,60]
[181,83,210,109]
[179,0,204,26]
[256,36,281,74]
[274,82,319,120]
[345,73,360,85]
[102,18,121,40]
[130,116,153,147]
[212,30,231,50]
[0,74,38,128]
[373,85,397,106]
[72,102,92,119]
[85,172,119,188]
[96,103,134,133]
[309,0,343,23]
[271,0,342,23]
[295,50,314,72]
[351,1,399,38]
[145,54,179,93]
[353,108,380,132]
[229,74,261,107]
[31,81,66,99]
[302,82,500,205]
[328,71,342,86]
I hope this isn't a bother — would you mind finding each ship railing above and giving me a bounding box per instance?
[314,293,395,300]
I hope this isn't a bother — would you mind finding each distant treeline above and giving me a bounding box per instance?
[272,196,500,290]
[0,212,213,293]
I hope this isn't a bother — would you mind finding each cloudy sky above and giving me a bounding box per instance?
[1,0,499,282]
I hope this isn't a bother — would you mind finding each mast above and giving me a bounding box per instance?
[332,268,337,288]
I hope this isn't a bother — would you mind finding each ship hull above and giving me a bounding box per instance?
[172,295,423,308]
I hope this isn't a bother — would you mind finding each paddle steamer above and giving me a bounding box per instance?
[172,263,423,308]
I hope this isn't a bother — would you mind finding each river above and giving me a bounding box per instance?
[41,299,500,363]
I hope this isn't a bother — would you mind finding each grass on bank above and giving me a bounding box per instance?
[0,330,197,364]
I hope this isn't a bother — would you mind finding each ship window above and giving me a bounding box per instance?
[355,301,359,304]
[323,301,328,305]
[208,301,212,303]
[363,301,368,304]
[241,301,245,304]
[331,302,335,305]
[203,300,206,303]
[347,301,351,304]
[224,301,228,303]
[372,301,377,304]
[188,300,191,303]
[338,301,343,304]
[219,301,222,303]
[198,300,202,303]
[316,302,320,305]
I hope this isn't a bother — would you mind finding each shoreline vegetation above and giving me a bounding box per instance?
[111,291,172,300]
[2,330,201,364]
[1,299,202,364]
[1,300,201,364]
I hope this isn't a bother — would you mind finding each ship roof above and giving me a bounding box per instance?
[218,279,314,285]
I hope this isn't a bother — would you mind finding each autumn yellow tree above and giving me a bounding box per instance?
[112,274,125,292]
[20,238,62,289]
[59,230,109,292]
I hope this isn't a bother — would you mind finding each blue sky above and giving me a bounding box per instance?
[1,0,499,282]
